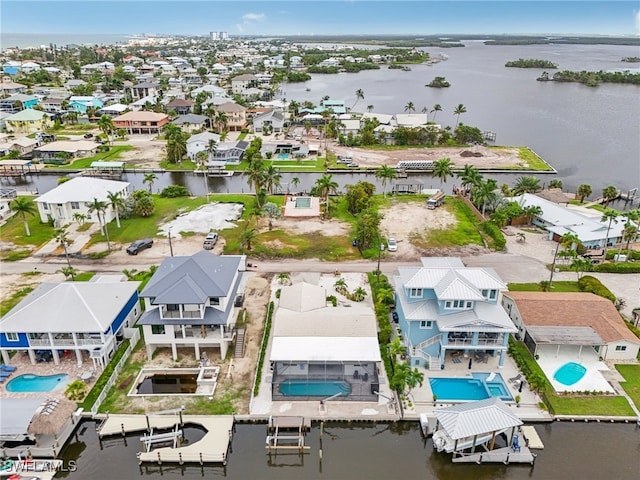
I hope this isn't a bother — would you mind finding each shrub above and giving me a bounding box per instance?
[326,295,337,307]
[578,275,616,302]
[65,380,87,401]
[159,185,190,198]
[253,301,274,397]
[594,262,640,274]
[480,221,506,250]
[78,339,130,410]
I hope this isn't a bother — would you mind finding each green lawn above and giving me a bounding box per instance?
[45,145,133,170]
[507,281,582,292]
[0,286,35,317]
[414,197,484,248]
[546,394,635,416]
[0,205,55,247]
[160,159,197,171]
[615,364,640,410]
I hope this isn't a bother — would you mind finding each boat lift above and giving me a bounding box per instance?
[140,424,182,452]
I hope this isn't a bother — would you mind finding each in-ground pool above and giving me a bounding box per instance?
[295,197,312,208]
[429,373,513,401]
[137,373,198,394]
[6,373,70,393]
[279,380,351,397]
[553,362,587,386]
[277,153,289,160]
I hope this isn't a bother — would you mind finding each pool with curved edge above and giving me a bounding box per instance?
[6,373,70,393]
[553,362,587,386]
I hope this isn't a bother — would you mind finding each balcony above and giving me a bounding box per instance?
[160,309,203,319]
[28,334,108,348]
[447,333,504,347]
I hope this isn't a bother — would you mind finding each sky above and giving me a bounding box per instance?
[2,1,640,36]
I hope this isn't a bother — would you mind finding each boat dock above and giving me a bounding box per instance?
[452,445,537,464]
[521,425,544,449]
[97,413,234,465]
[266,416,311,452]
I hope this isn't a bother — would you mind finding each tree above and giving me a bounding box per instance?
[576,183,592,203]
[523,205,543,225]
[622,209,640,258]
[143,173,158,193]
[289,176,301,193]
[239,226,257,252]
[404,101,415,113]
[264,165,282,195]
[601,208,619,253]
[97,115,114,145]
[133,191,155,216]
[11,197,37,236]
[453,103,467,128]
[73,212,86,226]
[602,185,618,207]
[334,278,348,294]
[106,190,124,228]
[59,266,78,281]
[344,181,375,215]
[457,164,483,192]
[549,232,580,286]
[570,257,592,280]
[315,174,339,218]
[55,228,74,276]
[354,208,383,249]
[122,268,138,280]
[432,157,454,186]
[87,198,107,235]
[431,103,442,122]
[352,88,364,110]
[352,287,367,302]
[244,159,266,193]
[197,151,210,203]
[366,104,374,113]
[513,176,541,194]
[548,179,563,190]
[375,165,397,196]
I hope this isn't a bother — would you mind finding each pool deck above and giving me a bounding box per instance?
[282,195,321,217]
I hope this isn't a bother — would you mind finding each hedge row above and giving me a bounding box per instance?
[605,249,640,261]
[507,338,555,412]
[368,272,394,386]
[481,221,506,250]
[253,301,274,397]
[578,275,616,302]
[593,262,640,274]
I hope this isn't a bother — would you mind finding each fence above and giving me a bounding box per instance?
[455,193,485,221]
[90,329,140,415]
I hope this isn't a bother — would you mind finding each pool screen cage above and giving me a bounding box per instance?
[271,360,379,401]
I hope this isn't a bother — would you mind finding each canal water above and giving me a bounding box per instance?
[58,420,639,479]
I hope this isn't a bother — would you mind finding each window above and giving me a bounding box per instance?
[151,325,165,335]
[166,304,179,311]
[615,345,627,351]
[210,297,220,306]
[419,320,433,329]
[489,290,497,300]
[71,202,80,210]
[482,289,489,298]
[409,288,422,298]
[43,203,49,210]
[445,301,452,309]
[446,300,470,309]
[466,301,473,309]
[6,332,19,341]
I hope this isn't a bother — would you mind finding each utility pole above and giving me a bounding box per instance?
[168,228,174,257]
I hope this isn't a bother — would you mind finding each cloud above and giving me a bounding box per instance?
[242,13,266,22]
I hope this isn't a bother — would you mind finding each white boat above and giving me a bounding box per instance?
[432,429,501,453]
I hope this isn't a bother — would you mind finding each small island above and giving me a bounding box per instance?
[426,76,450,88]
[505,58,559,68]
[622,56,640,63]
[537,69,640,87]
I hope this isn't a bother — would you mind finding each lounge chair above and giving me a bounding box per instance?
[0,364,17,372]
[0,371,12,378]
[508,373,522,383]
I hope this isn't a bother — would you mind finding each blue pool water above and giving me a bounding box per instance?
[429,373,513,401]
[6,373,70,393]
[295,197,312,208]
[277,153,289,160]
[554,362,587,386]
[279,380,351,397]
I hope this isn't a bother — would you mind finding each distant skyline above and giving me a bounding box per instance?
[2,1,640,37]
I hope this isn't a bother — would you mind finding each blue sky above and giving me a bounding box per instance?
[2,1,640,36]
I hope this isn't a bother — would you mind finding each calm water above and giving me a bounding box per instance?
[58,420,640,479]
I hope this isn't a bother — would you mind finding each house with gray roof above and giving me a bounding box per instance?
[171,113,208,132]
[0,276,141,369]
[186,131,221,160]
[253,109,284,133]
[137,251,246,360]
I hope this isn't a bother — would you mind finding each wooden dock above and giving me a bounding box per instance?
[98,413,184,437]
[521,426,544,449]
[452,446,537,464]
[266,416,311,452]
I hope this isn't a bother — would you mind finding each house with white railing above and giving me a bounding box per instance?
[0,276,141,369]
[393,258,516,371]
[137,251,246,361]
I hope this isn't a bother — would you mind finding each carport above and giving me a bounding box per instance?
[524,325,605,358]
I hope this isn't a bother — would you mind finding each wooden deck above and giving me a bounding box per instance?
[452,446,537,464]
[98,413,183,437]
[521,425,544,449]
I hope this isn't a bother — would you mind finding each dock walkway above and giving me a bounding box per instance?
[452,445,536,464]
[520,425,544,449]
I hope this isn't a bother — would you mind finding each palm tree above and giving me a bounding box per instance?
[570,257,592,280]
[366,104,374,113]
[277,272,291,285]
[601,208,619,253]
[352,287,367,302]
[196,151,210,202]
[264,165,282,195]
[549,232,580,286]
[431,103,442,122]
[513,176,541,194]
[376,165,397,196]
[453,103,467,128]
[334,278,348,294]
[602,185,618,207]
[59,266,78,281]
[55,228,74,275]
[87,198,107,235]
[106,191,124,228]
[457,164,483,192]
[143,173,158,193]
[432,157,454,186]
[404,101,415,113]
[523,205,543,225]
[352,88,364,110]
[289,176,301,193]
[122,268,138,280]
[239,226,257,252]
[622,209,640,258]
[73,212,86,226]
[244,159,266,193]
[97,114,114,145]
[315,174,339,218]
[11,196,37,236]
[576,183,592,203]
[215,110,228,133]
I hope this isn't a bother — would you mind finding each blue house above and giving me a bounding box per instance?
[68,96,104,114]
[0,277,141,370]
[393,258,516,371]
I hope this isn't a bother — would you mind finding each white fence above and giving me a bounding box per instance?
[89,329,140,415]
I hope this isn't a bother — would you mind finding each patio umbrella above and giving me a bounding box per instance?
[27,399,76,436]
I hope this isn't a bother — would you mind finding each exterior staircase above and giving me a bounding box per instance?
[412,334,442,371]
[234,328,245,358]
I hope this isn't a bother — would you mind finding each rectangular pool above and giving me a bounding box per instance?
[279,380,351,397]
[429,373,513,401]
[295,197,312,208]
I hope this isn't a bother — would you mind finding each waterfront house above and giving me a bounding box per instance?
[4,109,53,134]
[0,136,39,156]
[40,97,66,113]
[136,251,246,361]
[97,103,130,116]
[393,257,517,370]
[231,74,258,94]
[253,109,284,134]
[34,140,100,162]
[211,140,248,163]
[112,111,169,135]
[67,95,104,114]
[507,193,628,249]
[502,291,640,361]
[215,102,247,131]
[0,276,141,369]
[186,131,221,160]
[35,176,130,226]
[0,94,38,113]
[270,282,382,401]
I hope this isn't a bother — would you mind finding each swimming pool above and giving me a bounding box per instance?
[6,373,70,393]
[279,380,351,397]
[295,197,312,208]
[554,362,587,386]
[429,373,513,401]
[277,153,289,160]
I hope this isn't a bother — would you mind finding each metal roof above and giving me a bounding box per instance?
[0,398,44,439]
[35,177,129,204]
[278,282,326,312]
[434,397,522,440]
[270,337,381,362]
[527,326,605,345]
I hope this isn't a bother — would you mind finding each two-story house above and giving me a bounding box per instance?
[216,102,247,131]
[394,257,517,371]
[0,276,141,369]
[137,251,246,361]
[112,111,169,135]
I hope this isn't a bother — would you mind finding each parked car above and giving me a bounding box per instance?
[126,238,153,255]
[234,293,245,307]
[83,132,93,139]
[387,237,398,252]
[203,232,218,249]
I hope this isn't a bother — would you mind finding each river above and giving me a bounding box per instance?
[58,420,639,479]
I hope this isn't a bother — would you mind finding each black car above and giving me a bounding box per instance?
[126,238,153,255]
[234,293,245,307]
[84,132,94,139]
[392,311,399,323]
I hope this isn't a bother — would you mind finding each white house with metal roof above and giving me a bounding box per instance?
[136,251,246,361]
[0,277,141,369]
[35,176,130,226]
[394,257,517,371]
